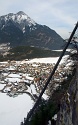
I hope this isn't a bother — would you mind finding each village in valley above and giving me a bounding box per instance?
[0,55,75,101]
[0,44,77,125]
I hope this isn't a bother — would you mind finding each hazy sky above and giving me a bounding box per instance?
[0,0,78,39]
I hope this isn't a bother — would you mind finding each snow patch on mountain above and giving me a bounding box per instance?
[0,11,36,32]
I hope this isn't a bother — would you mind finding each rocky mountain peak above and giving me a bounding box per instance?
[0,11,65,50]
[16,11,26,15]
[7,13,14,17]
[0,11,37,33]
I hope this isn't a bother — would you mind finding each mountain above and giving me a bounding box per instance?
[0,11,65,50]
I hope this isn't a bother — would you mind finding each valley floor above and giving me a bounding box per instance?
[0,55,75,125]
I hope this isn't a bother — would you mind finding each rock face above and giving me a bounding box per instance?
[0,11,64,50]
[56,58,78,125]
